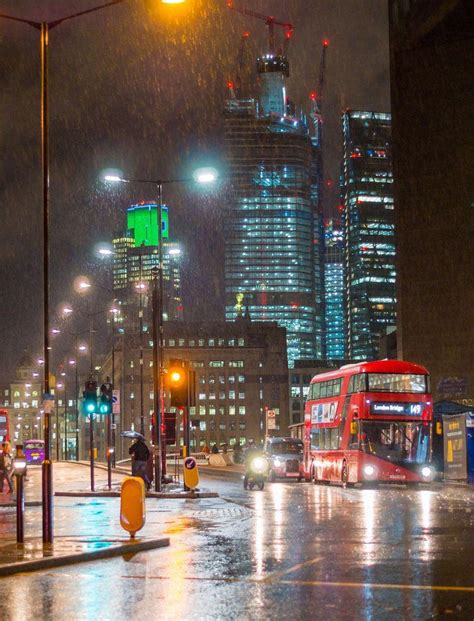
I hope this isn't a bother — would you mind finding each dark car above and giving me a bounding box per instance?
[264,437,304,481]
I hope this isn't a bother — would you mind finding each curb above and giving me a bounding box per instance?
[0,501,43,509]
[0,537,170,577]
[199,467,244,480]
[55,491,219,499]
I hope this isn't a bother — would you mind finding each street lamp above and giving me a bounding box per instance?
[104,167,217,490]
[1,0,188,545]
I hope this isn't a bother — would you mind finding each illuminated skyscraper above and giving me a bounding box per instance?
[223,58,324,366]
[324,218,345,359]
[342,111,396,359]
[224,103,325,365]
[112,201,183,328]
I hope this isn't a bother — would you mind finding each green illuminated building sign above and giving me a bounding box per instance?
[127,203,169,247]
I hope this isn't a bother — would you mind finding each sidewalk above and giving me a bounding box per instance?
[0,462,218,576]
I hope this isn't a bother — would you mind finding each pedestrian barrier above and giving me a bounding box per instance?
[120,476,145,538]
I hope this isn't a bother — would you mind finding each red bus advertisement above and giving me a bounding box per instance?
[303,360,434,485]
[0,409,10,445]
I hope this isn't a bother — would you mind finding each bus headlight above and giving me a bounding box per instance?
[363,464,377,478]
[273,458,283,468]
[421,466,434,480]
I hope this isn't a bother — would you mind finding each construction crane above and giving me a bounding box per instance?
[226,30,250,100]
[310,39,329,148]
[227,0,293,56]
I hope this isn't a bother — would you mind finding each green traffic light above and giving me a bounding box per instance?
[86,402,95,413]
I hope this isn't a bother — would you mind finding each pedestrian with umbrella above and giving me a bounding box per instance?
[121,431,151,490]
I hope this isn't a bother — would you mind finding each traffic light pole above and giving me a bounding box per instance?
[152,266,162,492]
[90,414,95,492]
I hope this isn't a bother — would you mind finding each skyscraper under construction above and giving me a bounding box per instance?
[223,24,325,366]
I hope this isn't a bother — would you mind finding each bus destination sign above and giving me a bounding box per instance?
[370,402,424,416]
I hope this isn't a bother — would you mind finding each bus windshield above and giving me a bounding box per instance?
[367,373,427,393]
[360,421,430,463]
[24,441,44,450]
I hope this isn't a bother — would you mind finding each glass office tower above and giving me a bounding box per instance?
[342,111,396,359]
[324,218,345,359]
[224,99,324,365]
[112,202,183,327]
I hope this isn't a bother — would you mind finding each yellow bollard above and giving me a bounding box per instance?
[120,476,146,538]
[183,456,199,490]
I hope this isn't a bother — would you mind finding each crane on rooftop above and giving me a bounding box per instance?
[227,0,294,56]
[310,38,330,148]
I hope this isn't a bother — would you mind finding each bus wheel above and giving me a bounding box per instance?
[341,462,349,488]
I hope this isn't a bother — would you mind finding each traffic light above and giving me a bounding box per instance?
[99,381,113,415]
[163,412,177,445]
[167,359,187,407]
[82,378,97,416]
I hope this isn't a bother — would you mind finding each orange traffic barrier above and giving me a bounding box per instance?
[120,476,146,538]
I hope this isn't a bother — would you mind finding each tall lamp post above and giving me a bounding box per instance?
[0,0,186,546]
[104,168,217,491]
[0,0,135,546]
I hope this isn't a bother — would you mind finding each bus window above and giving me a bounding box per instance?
[348,373,366,394]
[341,396,351,419]
[330,428,339,450]
[310,383,320,400]
[311,429,320,450]
[320,383,327,398]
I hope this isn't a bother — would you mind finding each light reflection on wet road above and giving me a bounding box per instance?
[1,472,473,620]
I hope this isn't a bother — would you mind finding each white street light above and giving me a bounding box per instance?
[193,167,218,184]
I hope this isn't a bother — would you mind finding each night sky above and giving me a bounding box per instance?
[0,0,389,378]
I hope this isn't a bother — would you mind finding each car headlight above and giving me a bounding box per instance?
[421,466,434,480]
[363,464,376,478]
[251,457,266,474]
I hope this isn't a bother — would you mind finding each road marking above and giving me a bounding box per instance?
[260,556,323,582]
[277,580,474,593]
[120,574,474,592]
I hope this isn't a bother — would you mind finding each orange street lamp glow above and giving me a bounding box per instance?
[162,0,185,3]
[170,371,182,383]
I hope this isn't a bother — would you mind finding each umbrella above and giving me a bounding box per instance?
[120,431,145,441]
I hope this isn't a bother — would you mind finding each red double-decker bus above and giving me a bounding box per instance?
[302,360,434,485]
[0,409,10,445]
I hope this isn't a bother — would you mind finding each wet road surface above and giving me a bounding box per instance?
[1,467,473,620]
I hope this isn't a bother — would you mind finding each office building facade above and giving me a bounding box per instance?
[223,94,325,366]
[111,320,289,456]
[342,111,396,360]
[112,201,183,328]
[324,218,345,359]
[389,0,474,402]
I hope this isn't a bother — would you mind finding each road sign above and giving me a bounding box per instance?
[183,456,199,490]
[266,409,276,430]
[42,393,55,414]
[112,390,120,415]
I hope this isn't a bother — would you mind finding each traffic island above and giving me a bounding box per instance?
[0,536,170,577]
[55,489,218,499]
